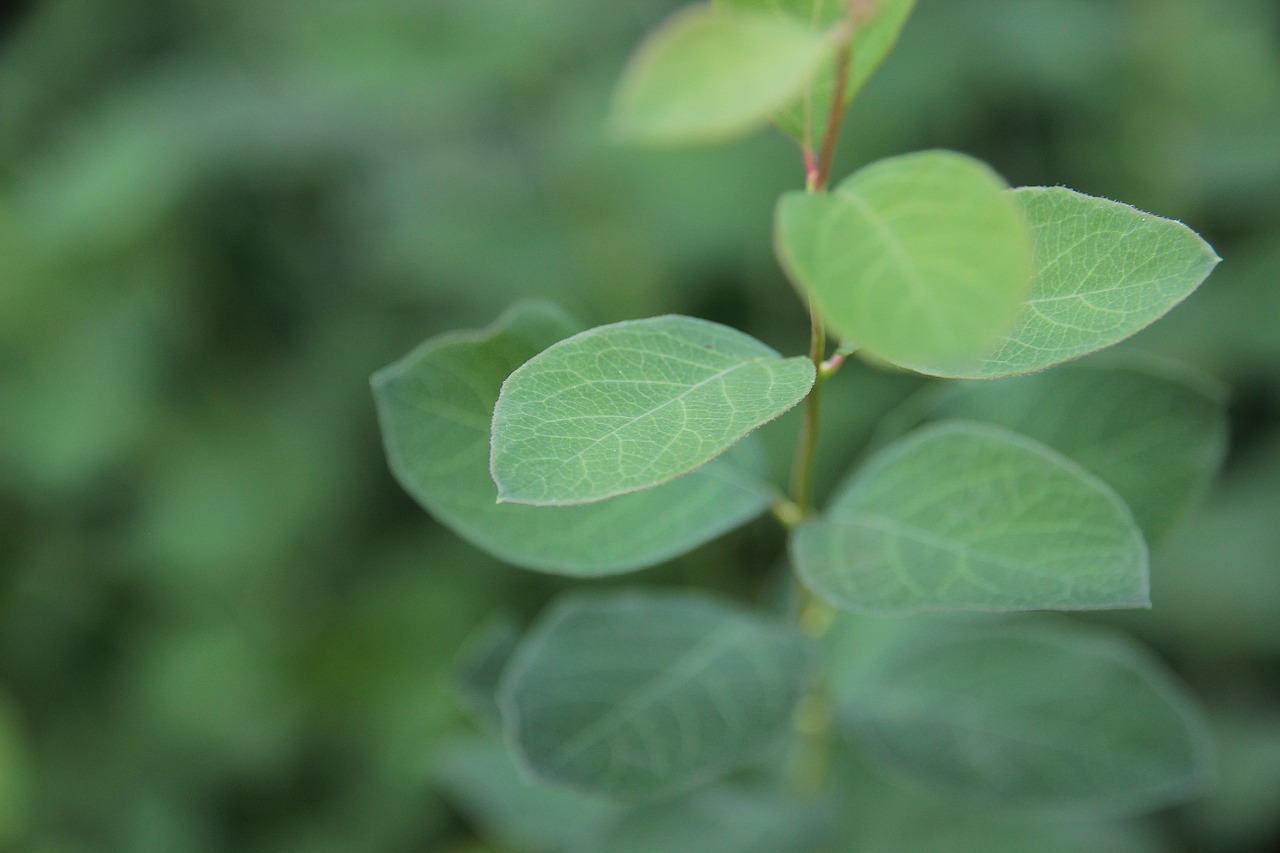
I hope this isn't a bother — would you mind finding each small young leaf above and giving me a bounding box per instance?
[956,187,1221,379]
[776,151,1033,376]
[373,303,774,575]
[491,315,814,505]
[719,0,918,144]
[929,360,1228,542]
[498,588,817,799]
[792,421,1148,615]
[612,3,838,145]
[833,619,1211,814]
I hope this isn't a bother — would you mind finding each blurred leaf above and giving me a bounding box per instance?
[433,735,620,853]
[452,615,521,730]
[374,303,777,574]
[499,589,816,799]
[832,618,1210,814]
[793,421,1148,614]
[0,693,29,847]
[490,314,813,505]
[611,3,838,145]
[775,150,1032,375]
[594,785,834,853]
[718,0,917,145]
[929,360,1228,541]
[957,187,1221,378]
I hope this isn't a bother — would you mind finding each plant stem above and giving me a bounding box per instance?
[788,301,827,517]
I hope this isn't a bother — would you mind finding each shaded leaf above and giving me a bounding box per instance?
[929,359,1228,541]
[956,187,1220,378]
[491,315,813,505]
[611,3,838,145]
[498,589,816,799]
[833,619,1211,814]
[373,303,775,575]
[433,735,620,853]
[453,614,521,729]
[776,151,1033,375]
[792,421,1148,615]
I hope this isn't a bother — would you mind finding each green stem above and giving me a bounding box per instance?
[788,302,827,517]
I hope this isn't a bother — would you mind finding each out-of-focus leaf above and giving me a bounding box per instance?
[499,589,816,799]
[611,3,838,145]
[452,615,520,730]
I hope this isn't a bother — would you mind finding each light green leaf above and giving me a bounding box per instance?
[373,303,775,575]
[775,151,1033,376]
[453,615,521,729]
[792,421,1148,615]
[955,187,1221,379]
[929,360,1228,542]
[490,315,814,505]
[834,619,1211,814]
[433,735,621,853]
[498,589,817,799]
[611,3,838,146]
[719,0,917,144]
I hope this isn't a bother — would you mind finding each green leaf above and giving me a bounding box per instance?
[453,614,521,729]
[498,589,817,799]
[491,315,814,505]
[611,3,839,146]
[928,360,1228,542]
[719,0,917,144]
[792,421,1148,615]
[833,619,1211,814]
[373,303,776,575]
[954,187,1221,379]
[775,151,1033,375]
[598,786,834,853]
[433,735,621,853]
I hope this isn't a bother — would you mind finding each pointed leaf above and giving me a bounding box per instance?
[956,187,1221,378]
[834,619,1211,814]
[373,303,774,575]
[491,315,814,505]
[719,0,917,143]
[612,3,839,145]
[792,421,1149,615]
[776,151,1033,375]
[498,589,817,799]
[929,360,1228,541]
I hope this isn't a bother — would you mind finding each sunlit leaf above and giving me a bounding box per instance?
[612,3,838,145]
[954,187,1221,378]
[833,619,1211,813]
[373,303,775,575]
[776,151,1033,375]
[929,360,1228,541]
[499,589,816,799]
[719,0,917,144]
[792,421,1148,615]
[490,314,813,505]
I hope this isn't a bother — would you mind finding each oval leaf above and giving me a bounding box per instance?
[835,620,1211,813]
[792,421,1149,615]
[718,0,917,144]
[776,151,1033,375]
[373,303,774,575]
[957,187,1221,378]
[498,589,817,799]
[612,3,838,145]
[929,360,1228,542]
[490,315,814,505]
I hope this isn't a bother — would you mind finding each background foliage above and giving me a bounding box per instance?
[1,0,1278,850]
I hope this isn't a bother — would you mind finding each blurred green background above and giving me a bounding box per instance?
[1,1,1278,851]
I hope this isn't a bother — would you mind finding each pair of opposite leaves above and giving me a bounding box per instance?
[489,149,1219,509]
